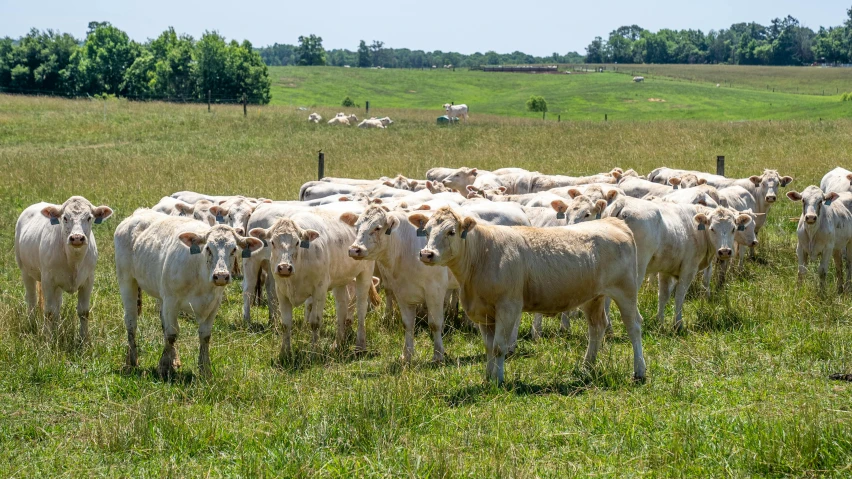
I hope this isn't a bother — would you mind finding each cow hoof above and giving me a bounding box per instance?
[173,358,182,369]
[632,375,647,384]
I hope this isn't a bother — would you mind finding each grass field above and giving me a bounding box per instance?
[1,93,852,476]
[269,66,852,121]
[583,63,852,97]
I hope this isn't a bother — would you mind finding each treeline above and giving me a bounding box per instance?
[585,8,852,65]
[259,37,584,68]
[0,22,270,103]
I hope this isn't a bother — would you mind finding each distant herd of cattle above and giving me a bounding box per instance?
[15,165,852,383]
[307,104,469,128]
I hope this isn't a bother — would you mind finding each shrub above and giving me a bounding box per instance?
[342,96,355,107]
[526,95,548,112]
[842,92,851,102]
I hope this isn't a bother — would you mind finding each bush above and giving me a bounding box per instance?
[526,95,548,112]
[342,96,355,107]
[842,92,851,102]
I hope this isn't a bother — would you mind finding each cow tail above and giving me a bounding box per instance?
[369,278,382,307]
[136,287,142,315]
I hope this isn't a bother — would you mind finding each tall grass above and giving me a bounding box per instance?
[0,95,851,476]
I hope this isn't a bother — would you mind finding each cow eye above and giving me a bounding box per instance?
[63,216,69,222]
[585,213,590,218]
[374,226,381,231]
[710,227,715,232]
[448,229,455,236]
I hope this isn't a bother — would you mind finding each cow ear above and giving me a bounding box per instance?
[174,201,194,215]
[736,214,752,226]
[567,188,582,199]
[595,199,608,214]
[461,216,477,234]
[409,180,418,189]
[417,204,431,210]
[847,174,852,184]
[470,168,478,176]
[249,227,269,240]
[383,180,394,187]
[339,196,352,202]
[605,189,619,202]
[408,213,429,228]
[93,206,113,222]
[749,175,761,186]
[693,213,710,227]
[669,177,682,186]
[217,199,228,205]
[497,186,507,194]
[466,185,477,193]
[698,178,707,185]
[209,206,227,217]
[339,212,359,227]
[826,192,840,203]
[426,180,435,190]
[550,199,569,213]
[611,169,623,180]
[780,176,793,187]
[41,205,61,220]
[178,232,205,249]
[786,191,803,202]
[261,198,273,204]
[240,237,264,252]
[302,229,320,243]
[386,215,400,233]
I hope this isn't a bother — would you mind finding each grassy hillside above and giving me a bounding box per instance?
[584,63,852,96]
[269,66,851,121]
[1,95,852,476]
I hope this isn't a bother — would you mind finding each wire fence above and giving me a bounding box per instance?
[0,86,259,104]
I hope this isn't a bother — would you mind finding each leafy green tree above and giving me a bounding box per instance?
[585,37,607,63]
[526,95,547,112]
[297,34,326,66]
[0,29,78,93]
[370,40,384,67]
[357,40,371,67]
[70,22,140,95]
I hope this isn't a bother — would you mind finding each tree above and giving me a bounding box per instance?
[357,40,371,67]
[0,28,79,93]
[526,95,547,112]
[585,37,606,63]
[297,34,326,66]
[69,22,140,95]
[370,40,384,67]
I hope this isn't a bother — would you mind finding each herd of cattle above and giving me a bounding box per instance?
[15,165,852,383]
[308,112,394,129]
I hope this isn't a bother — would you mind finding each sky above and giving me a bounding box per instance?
[1,0,850,56]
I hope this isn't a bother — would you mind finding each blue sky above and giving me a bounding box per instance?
[1,0,849,56]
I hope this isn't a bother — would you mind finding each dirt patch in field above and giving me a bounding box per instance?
[278,78,299,88]
[408,90,417,93]
[623,99,636,103]
[648,98,667,102]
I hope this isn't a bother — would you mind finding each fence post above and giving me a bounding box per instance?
[366,101,370,116]
[558,114,561,122]
[242,94,247,117]
[318,150,325,180]
[542,111,546,120]
[716,156,725,176]
[208,90,211,112]
[605,114,608,122]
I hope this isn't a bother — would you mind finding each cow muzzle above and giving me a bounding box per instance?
[234,227,245,236]
[68,234,87,247]
[212,271,231,286]
[750,240,759,247]
[765,195,777,203]
[419,249,437,264]
[348,245,366,259]
[717,248,733,258]
[805,214,817,224]
[276,263,294,277]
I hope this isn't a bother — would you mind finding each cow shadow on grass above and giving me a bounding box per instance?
[116,366,195,385]
[272,345,381,373]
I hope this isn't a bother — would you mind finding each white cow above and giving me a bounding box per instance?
[327,114,358,126]
[410,206,646,383]
[249,209,376,360]
[820,167,852,195]
[443,103,469,122]
[15,196,113,341]
[787,186,852,292]
[308,113,322,123]
[153,197,219,226]
[358,118,386,129]
[343,205,458,362]
[114,209,263,378]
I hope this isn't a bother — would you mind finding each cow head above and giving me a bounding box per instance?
[341,205,398,260]
[189,200,219,226]
[178,225,262,286]
[250,218,319,278]
[425,180,447,194]
[787,186,838,226]
[734,208,763,249]
[409,206,474,266]
[749,169,794,205]
[41,196,113,249]
[384,174,418,191]
[442,167,478,192]
[213,197,270,236]
[694,207,752,260]
[551,196,608,224]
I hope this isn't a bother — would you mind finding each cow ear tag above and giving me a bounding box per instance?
[385,226,393,235]
[697,223,706,231]
[595,212,601,220]
[300,239,310,249]
[190,243,202,255]
[416,221,427,237]
[737,224,745,231]
[673,184,678,190]
[216,214,225,223]
[556,211,565,219]
[261,239,268,247]
[825,199,833,206]
[50,217,60,225]
[242,248,252,258]
[460,229,468,239]
[94,217,103,224]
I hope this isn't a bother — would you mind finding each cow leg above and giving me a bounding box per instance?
[119,277,140,368]
[398,301,416,363]
[22,274,38,316]
[41,281,63,337]
[531,313,543,340]
[657,274,674,326]
[384,288,396,324]
[508,318,520,355]
[332,285,350,350]
[797,244,808,285]
[309,287,329,348]
[580,296,607,370]
[157,298,180,380]
[76,277,94,344]
[277,295,294,362]
[603,298,613,334]
[159,304,181,369]
[672,274,692,332]
[833,248,844,294]
[818,248,832,291]
[492,303,522,384]
[426,292,446,362]
[478,322,497,382]
[845,243,852,293]
[354,273,371,352]
[702,265,713,297]
[241,256,260,327]
[264,262,277,327]
[609,291,646,381]
[560,311,573,331]
[197,308,217,378]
